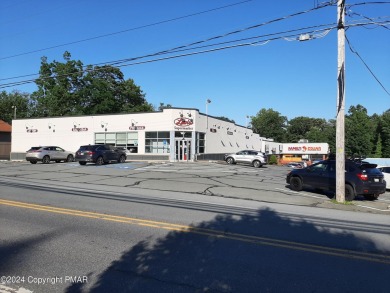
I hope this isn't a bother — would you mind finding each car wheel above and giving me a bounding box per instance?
[42,155,50,164]
[118,155,126,163]
[253,160,262,168]
[30,161,37,164]
[363,194,379,201]
[66,154,74,162]
[79,161,87,165]
[345,184,355,201]
[95,156,104,166]
[290,177,303,191]
[226,157,235,164]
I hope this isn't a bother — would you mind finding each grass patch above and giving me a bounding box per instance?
[330,199,354,205]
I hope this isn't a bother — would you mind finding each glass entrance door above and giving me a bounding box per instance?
[175,139,191,161]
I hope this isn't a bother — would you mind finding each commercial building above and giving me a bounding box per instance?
[10,108,329,163]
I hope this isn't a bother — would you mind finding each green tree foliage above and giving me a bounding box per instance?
[31,52,84,116]
[286,117,328,142]
[216,116,235,123]
[373,135,382,158]
[345,105,374,157]
[31,52,153,116]
[158,103,172,111]
[379,110,390,157]
[251,108,287,142]
[0,90,31,124]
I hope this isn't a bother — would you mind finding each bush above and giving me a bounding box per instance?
[268,155,277,165]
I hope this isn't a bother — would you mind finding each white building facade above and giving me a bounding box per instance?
[11,108,282,162]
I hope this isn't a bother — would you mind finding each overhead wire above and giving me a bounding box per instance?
[0,26,341,89]
[345,34,390,96]
[2,18,387,84]
[0,23,338,87]
[1,3,389,90]
[100,2,335,67]
[1,19,389,89]
[0,0,255,61]
[348,11,390,30]
[0,4,337,83]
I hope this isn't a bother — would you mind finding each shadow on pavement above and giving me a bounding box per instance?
[66,207,390,293]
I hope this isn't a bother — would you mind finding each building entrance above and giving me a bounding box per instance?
[175,139,191,161]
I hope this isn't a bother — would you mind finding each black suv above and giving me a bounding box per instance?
[75,145,127,166]
[286,159,386,201]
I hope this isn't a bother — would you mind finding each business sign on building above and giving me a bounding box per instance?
[174,117,194,130]
[282,143,329,154]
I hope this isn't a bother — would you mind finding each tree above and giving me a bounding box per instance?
[31,52,153,116]
[286,117,328,142]
[345,105,374,157]
[79,65,153,114]
[251,108,287,142]
[216,116,235,123]
[379,110,390,157]
[31,52,84,116]
[0,90,31,124]
[157,103,172,111]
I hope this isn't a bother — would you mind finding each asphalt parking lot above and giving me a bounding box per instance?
[0,160,389,214]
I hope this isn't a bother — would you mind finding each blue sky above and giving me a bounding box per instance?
[0,0,389,126]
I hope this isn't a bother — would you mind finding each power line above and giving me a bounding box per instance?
[347,1,390,8]
[348,11,390,30]
[0,26,339,89]
[3,18,386,83]
[1,19,389,89]
[0,3,338,83]
[345,34,390,96]
[0,0,255,61]
[105,2,335,67]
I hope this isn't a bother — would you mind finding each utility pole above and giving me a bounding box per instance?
[336,0,346,202]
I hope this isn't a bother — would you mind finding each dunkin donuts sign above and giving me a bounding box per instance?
[283,143,328,154]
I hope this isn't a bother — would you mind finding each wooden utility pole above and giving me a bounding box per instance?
[336,0,346,202]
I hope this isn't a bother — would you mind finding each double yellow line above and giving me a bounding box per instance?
[1,198,390,265]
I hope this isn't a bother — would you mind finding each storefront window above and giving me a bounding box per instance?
[145,132,170,153]
[196,132,205,154]
[94,132,139,153]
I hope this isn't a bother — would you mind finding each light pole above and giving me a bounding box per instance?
[11,106,17,119]
[206,99,211,129]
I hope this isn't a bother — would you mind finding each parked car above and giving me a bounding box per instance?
[224,150,267,168]
[116,147,132,155]
[286,159,386,201]
[377,166,390,189]
[286,162,304,169]
[75,144,127,165]
[26,146,75,164]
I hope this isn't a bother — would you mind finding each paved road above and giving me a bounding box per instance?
[0,161,389,292]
